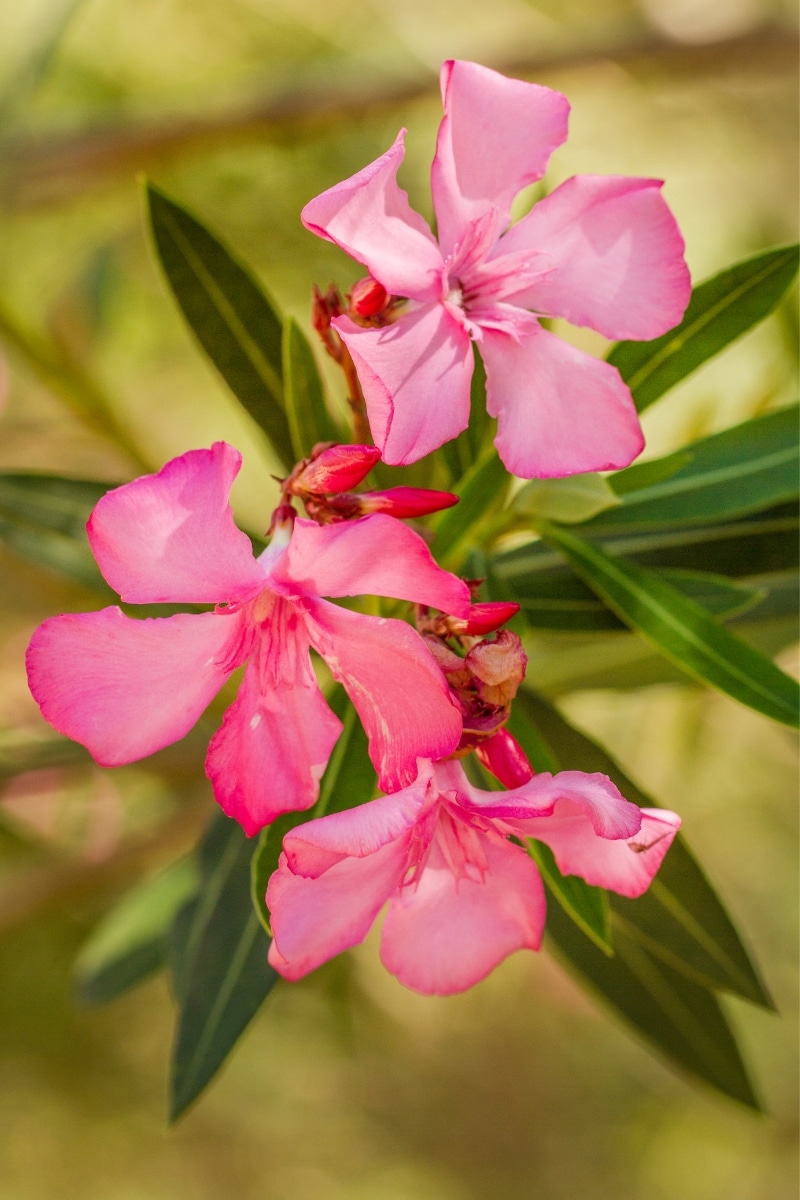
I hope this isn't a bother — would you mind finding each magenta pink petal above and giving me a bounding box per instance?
[474,729,534,788]
[335,304,473,466]
[267,836,412,981]
[481,325,645,478]
[87,443,265,605]
[305,599,463,792]
[432,60,570,257]
[499,174,691,340]
[463,769,641,838]
[380,830,545,995]
[26,606,244,766]
[301,130,443,302]
[205,638,342,836]
[273,515,470,615]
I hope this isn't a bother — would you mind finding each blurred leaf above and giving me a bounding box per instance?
[609,245,800,411]
[514,473,621,524]
[146,184,294,469]
[539,523,799,727]
[441,353,491,482]
[282,316,340,460]
[74,858,198,1006]
[528,839,612,954]
[601,406,799,528]
[546,902,760,1109]
[252,689,375,932]
[0,732,89,779]
[430,448,510,568]
[168,811,278,1121]
[512,689,773,1008]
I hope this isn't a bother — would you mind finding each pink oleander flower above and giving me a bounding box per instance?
[266,755,681,994]
[302,59,691,478]
[26,443,471,834]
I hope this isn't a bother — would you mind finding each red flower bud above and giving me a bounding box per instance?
[475,729,534,788]
[349,276,389,319]
[356,486,459,519]
[293,443,381,494]
[462,601,520,636]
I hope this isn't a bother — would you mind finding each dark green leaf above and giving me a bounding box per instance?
[168,811,278,1121]
[430,448,510,568]
[441,352,491,483]
[609,245,800,411]
[75,858,198,1006]
[146,184,294,469]
[282,316,340,460]
[540,523,799,727]
[528,839,613,954]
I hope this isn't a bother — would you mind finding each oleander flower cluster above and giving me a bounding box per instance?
[26,58,690,996]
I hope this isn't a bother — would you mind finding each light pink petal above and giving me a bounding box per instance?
[267,837,410,981]
[205,637,342,836]
[458,768,642,839]
[335,304,473,466]
[432,60,570,257]
[301,130,443,302]
[481,324,644,478]
[380,832,545,995]
[527,807,681,898]
[281,768,434,877]
[305,599,463,792]
[26,607,244,766]
[87,443,265,604]
[499,175,691,340]
[273,515,470,615]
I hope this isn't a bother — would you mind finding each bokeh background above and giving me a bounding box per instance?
[0,1,797,1197]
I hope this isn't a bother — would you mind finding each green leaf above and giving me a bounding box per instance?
[512,689,773,1008]
[545,901,760,1109]
[168,811,278,1121]
[539,522,799,727]
[528,839,613,954]
[600,406,799,528]
[252,689,376,933]
[441,352,491,483]
[514,473,621,524]
[146,183,294,469]
[282,316,340,460]
[74,858,198,1006]
[609,245,800,411]
[430,447,510,568]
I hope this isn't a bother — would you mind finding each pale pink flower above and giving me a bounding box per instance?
[267,756,681,994]
[302,59,691,478]
[26,443,470,834]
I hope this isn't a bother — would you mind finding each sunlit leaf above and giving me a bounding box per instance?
[514,473,621,524]
[282,316,340,461]
[146,183,294,469]
[609,245,799,411]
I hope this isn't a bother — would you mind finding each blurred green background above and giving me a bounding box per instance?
[0,1,797,1197]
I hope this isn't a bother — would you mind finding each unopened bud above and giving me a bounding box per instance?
[292,443,381,495]
[465,631,527,707]
[356,486,458,519]
[460,601,520,636]
[475,729,534,788]
[349,276,389,319]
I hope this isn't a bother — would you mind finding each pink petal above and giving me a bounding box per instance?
[273,515,470,615]
[460,768,642,839]
[528,807,681,898]
[335,304,473,466]
[432,60,570,257]
[481,324,645,478]
[499,175,691,340]
[87,443,265,605]
[26,606,244,766]
[380,831,545,994]
[305,599,463,792]
[267,836,411,981]
[474,729,534,788]
[301,130,443,302]
[205,631,342,836]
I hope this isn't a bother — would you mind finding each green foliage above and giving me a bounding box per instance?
[282,316,341,459]
[513,472,621,524]
[430,447,510,568]
[527,839,613,954]
[609,245,800,411]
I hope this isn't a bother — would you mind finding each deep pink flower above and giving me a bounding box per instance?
[267,756,681,994]
[302,59,691,478]
[26,443,470,834]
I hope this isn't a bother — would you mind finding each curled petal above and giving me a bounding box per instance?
[26,607,244,766]
[301,130,443,302]
[500,174,691,340]
[87,443,265,604]
[481,325,644,478]
[335,304,473,467]
[273,514,470,615]
[380,832,545,995]
[305,599,463,792]
[432,60,569,257]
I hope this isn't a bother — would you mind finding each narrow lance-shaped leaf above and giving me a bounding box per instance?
[282,316,341,461]
[609,244,799,411]
[146,183,295,469]
[540,522,799,728]
[168,811,278,1122]
[430,447,510,568]
[528,838,613,955]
